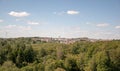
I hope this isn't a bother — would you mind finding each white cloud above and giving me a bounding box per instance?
[27,21,39,25]
[8,11,30,17]
[115,26,120,29]
[53,11,66,15]
[19,26,32,31]
[5,25,17,28]
[96,23,109,27]
[0,19,4,22]
[5,25,31,31]
[67,10,79,15]
[54,10,79,15]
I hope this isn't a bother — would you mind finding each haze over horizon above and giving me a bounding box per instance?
[0,0,120,39]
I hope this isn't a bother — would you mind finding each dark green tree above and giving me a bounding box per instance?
[24,45,35,63]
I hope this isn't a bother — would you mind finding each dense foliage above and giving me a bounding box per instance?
[0,38,120,71]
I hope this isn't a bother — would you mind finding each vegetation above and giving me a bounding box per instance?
[0,38,120,71]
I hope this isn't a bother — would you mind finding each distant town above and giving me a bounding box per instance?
[32,37,113,44]
[1,36,118,44]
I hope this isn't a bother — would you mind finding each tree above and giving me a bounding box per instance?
[0,61,19,71]
[95,51,111,71]
[55,68,66,71]
[24,45,35,63]
[37,47,47,59]
[16,54,23,68]
[64,55,79,71]
[76,53,85,71]
[84,56,97,71]
[71,43,80,54]
[56,47,64,60]
[110,47,120,71]
[0,49,6,65]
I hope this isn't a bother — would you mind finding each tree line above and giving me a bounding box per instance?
[0,38,120,71]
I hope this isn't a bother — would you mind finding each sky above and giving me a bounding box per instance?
[0,0,120,39]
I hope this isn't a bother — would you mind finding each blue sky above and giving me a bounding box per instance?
[0,0,120,39]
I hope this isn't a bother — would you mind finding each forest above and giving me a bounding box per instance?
[0,37,120,71]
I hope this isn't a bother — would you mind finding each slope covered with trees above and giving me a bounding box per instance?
[0,38,120,71]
